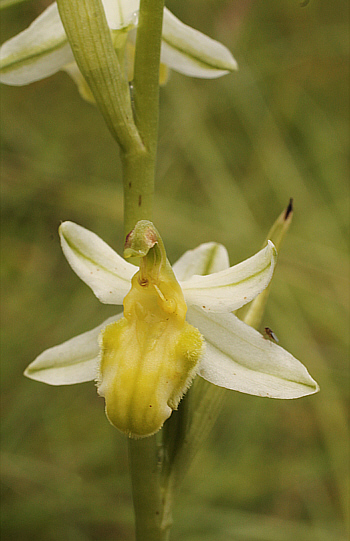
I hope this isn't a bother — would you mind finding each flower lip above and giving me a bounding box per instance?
[96,223,205,437]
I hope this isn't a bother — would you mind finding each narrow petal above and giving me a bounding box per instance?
[102,0,139,30]
[173,242,229,281]
[181,241,277,312]
[59,222,136,305]
[188,308,319,399]
[0,3,74,85]
[161,8,238,79]
[24,315,122,385]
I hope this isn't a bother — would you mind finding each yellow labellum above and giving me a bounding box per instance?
[97,250,204,438]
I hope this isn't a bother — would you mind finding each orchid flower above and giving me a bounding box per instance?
[25,221,319,438]
[0,0,237,95]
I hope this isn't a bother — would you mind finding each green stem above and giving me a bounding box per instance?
[124,0,168,539]
[56,0,166,535]
[133,0,164,155]
[122,0,165,238]
[128,437,172,541]
[122,147,156,238]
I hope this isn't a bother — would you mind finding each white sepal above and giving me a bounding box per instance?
[161,8,238,78]
[0,3,73,85]
[24,315,122,385]
[59,222,136,305]
[173,242,230,281]
[188,308,319,399]
[102,0,139,29]
[181,241,277,312]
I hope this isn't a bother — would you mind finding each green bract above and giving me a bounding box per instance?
[0,1,238,88]
[24,221,319,438]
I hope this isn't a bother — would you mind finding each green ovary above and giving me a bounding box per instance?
[97,271,204,438]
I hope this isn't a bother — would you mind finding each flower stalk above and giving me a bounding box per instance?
[57,0,169,536]
[129,437,172,541]
[122,0,165,237]
[121,0,168,538]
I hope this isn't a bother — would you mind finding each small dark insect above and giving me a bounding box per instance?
[264,327,279,343]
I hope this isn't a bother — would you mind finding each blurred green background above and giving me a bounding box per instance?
[1,0,349,539]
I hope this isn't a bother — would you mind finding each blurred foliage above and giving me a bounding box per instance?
[1,0,349,539]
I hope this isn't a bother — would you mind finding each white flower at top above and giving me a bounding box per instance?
[24,221,319,438]
[0,0,238,91]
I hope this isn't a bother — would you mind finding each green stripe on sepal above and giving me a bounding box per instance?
[0,4,73,85]
[161,8,238,78]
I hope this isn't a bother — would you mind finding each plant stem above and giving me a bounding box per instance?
[128,437,172,541]
[121,147,156,239]
[122,0,165,237]
[124,0,168,539]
